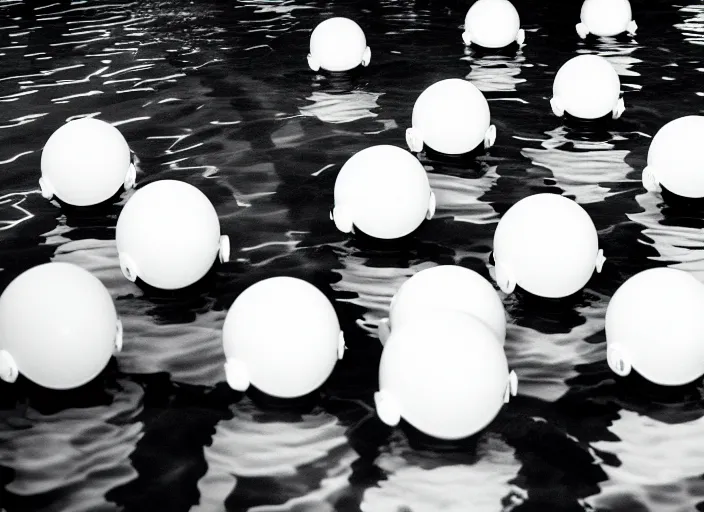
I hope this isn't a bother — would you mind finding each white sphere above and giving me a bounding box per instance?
[407,79,494,156]
[222,276,345,398]
[308,17,370,72]
[332,145,435,240]
[643,116,704,198]
[463,0,522,49]
[40,117,135,206]
[0,262,121,389]
[116,180,229,290]
[492,193,604,298]
[552,55,622,120]
[380,265,506,345]
[375,310,516,440]
[605,267,704,386]
[579,0,634,37]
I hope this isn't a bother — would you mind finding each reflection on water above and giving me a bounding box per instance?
[580,40,643,89]
[675,4,704,46]
[360,434,522,512]
[299,90,383,124]
[463,53,527,93]
[2,0,704,510]
[503,293,607,402]
[428,162,500,225]
[628,191,704,279]
[193,399,355,512]
[588,410,704,511]
[0,379,143,512]
[521,126,640,204]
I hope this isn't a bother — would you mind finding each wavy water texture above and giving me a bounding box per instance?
[360,434,523,512]
[193,399,356,512]
[464,53,528,93]
[0,380,143,512]
[298,91,383,124]
[521,128,639,204]
[588,410,704,511]
[51,238,228,386]
[628,191,704,279]
[675,4,704,46]
[1,0,704,511]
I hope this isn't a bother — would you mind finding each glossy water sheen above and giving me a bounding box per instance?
[1,0,704,511]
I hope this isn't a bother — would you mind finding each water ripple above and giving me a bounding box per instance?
[299,91,383,124]
[628,191,704,279]
[0,380,143,512]
[193,399,354,512]
[360,434,522,512]
[588,410,704,511]
[1,0,704,510]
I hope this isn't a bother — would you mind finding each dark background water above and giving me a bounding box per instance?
[1,0,704,510]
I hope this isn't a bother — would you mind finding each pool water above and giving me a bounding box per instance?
[1,0,704,510]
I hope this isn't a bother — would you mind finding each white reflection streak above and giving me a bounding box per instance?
[117,87,154,93]
[148,133,192,152]
[111,116,150,127]
[0,191,40,232]
[133,73,185,88]
[66,16,132,26]
[0,90,37,102]
[187,59,221,70]
[0,151,33,164]
[53,90,103,102]
[103,65,154,78]
[104,78,141,85]
[165,142,204,155]
[19,66,109,89]
[35,2,63,10]
[50,37,110,46]
[676,4,704,45]
[311,163,335,176]
[66,29,111,37]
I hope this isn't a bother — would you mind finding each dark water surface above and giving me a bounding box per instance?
[1,0,704,510]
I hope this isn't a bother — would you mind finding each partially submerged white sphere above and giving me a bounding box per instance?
[576,0,637,39]
[551,55,625,120]
[308,17,371,72]
[463,0,525,49]
[642,116,704,198]
[40,117,136,206]
[116,180,230,290]
[492,193,605,298]
[605,267,704,386]
[378,265,506,345]
[0,262,122,390]
[406,78,496,155]
[222,276,346,398]
[332,145,436,239]
[375,310,517,440]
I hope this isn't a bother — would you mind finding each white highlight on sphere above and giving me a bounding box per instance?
[222,276,346,399]
[307,17,371,72]
[40,117,136,206]
[406,78,496,156]
[463,0,525,49]
[492,193,605,298]
[605,267,704,386]
[375,310,517,440]
[378,265,506,345]
[331,145,436,240]
[551,54,625,120]
[0,262,122,390]
[116,180,230,290]
[642,116,704,198]
[576,0,637,39]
